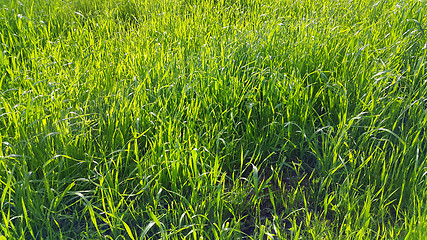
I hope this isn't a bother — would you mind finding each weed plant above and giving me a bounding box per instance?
[0,0,426,239]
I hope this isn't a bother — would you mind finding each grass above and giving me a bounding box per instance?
[0,0,426,239]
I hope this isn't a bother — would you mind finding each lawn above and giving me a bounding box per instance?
[0,0,426,239]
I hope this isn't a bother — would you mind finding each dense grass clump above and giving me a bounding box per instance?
[1,0,426,239]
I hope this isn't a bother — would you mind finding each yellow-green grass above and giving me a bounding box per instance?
[0,0,426,239]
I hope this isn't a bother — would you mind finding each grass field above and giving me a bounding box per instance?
[0,0,426,239]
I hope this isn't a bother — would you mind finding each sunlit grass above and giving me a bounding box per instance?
[1,0,426,239]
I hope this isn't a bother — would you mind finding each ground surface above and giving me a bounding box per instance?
[0,0,426,239]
